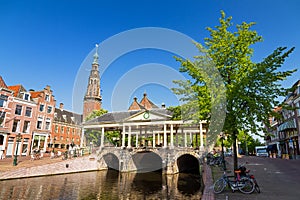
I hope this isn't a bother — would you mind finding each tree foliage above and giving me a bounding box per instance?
[173,11,296,169]
[85,109,108,146]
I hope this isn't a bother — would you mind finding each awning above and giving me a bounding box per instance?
[278,119,296,132]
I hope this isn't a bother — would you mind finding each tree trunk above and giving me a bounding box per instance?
[232,129,238,171]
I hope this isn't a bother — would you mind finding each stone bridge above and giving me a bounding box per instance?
[95,147,205,174]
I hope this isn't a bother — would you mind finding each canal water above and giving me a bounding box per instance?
[0,170,202,200]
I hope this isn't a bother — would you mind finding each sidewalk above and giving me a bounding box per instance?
[211,156,300,200]
[0,154,65,173]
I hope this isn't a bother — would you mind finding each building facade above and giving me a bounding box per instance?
[50,103,82,152]
[29,85,56,152]
[266,80,300,159]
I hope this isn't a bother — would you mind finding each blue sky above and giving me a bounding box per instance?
[1,0,300,113]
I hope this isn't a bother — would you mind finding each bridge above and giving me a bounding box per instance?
[94,146,205,174]
[82,108,210,174]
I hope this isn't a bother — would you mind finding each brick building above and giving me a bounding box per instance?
[50,103,82,152]
[83,45,102,121]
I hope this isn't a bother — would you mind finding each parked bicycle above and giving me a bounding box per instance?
[213,170,255,194]
[238,164,261,193]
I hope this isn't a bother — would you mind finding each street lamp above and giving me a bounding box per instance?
[53,137,56,153]
[220,132,227,170]
[13,133,22,166]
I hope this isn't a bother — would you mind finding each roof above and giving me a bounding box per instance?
[84,108,172,125]
[128,97,145,111]
[7,84,26,97]
[139,93,159,109]
[0,76,8,88]
[128,93,159,111]
[54,108,83,125]
[30,91,43,98]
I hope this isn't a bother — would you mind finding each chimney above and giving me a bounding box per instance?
[59,103,64,110]
[161,102,166,108]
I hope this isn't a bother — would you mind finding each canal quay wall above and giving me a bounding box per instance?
[0,153,215,200]
[0,155,103,181]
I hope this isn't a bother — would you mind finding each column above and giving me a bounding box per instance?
[163,124,167,148]
[100,127,105,147]
[200,122,204,149]
[122,124,126,148]
[128,126,132,148]
[184,131,187,147]
[80,128,85,148]
[170,124,174,148]
[157,133,161,146]
[190,132,192,147]
[152,131,156,147]
[136,129,139,147]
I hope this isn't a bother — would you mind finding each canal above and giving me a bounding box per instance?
[0,170,202,200]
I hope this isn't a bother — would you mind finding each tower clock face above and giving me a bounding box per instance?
[143,111,150,119]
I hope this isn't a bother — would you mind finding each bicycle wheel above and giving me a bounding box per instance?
[213,178,226,194]
[254,183,261,193]
[238,178,255,194]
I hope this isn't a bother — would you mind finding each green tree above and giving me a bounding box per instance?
[85,109,108,121]
[173,11,296,169]
[85,109,108,146]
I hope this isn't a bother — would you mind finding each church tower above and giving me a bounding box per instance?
[83,44,102,120]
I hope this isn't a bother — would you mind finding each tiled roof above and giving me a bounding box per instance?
[30,91,43,98]
[7,85,26,97]
[54,108,82,125]
[128,97,145,111]
[139,93,159,109]
[0,76,7,88]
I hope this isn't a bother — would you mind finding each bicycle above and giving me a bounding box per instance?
[238,165,261,193]
[213,170,255,194]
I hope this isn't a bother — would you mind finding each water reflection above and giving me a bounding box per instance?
[0,170,202,200]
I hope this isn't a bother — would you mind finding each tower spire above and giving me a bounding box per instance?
[93,44,99,65]
[83,43,102,120]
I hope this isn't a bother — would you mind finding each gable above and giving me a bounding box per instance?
[126,110,171,122]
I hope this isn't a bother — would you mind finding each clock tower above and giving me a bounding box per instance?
[83,44,102,120]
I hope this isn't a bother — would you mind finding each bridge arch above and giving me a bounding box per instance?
[176,153,200,174]
[103,153,120,170]
[132,150,163,172]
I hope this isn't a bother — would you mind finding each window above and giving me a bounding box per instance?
[37,117,43,129]
[23,121,30,133]
[45,94,50,102]
[0,111,5,127]
[25,107,32,117]
[12,119,20,132]
[45,118,51,130]
[55,125,58,133]
[66,127,70,135]
[39,104,44,112]
[47,106,52,114]
[15,105,22,115]
[23,93,30,101]
[0,94,8,107]
[0,135,4,145]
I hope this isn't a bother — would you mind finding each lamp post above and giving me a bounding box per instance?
[13,133,22,166]
[53,137,56,153]
[220,132,226,170]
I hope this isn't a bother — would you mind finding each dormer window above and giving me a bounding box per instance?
[0,94,8,107]
[62,115,67,121]
[71,116,75,122]
[45,94,50,102]
[23,93,30,101]
[54,112,57,118]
